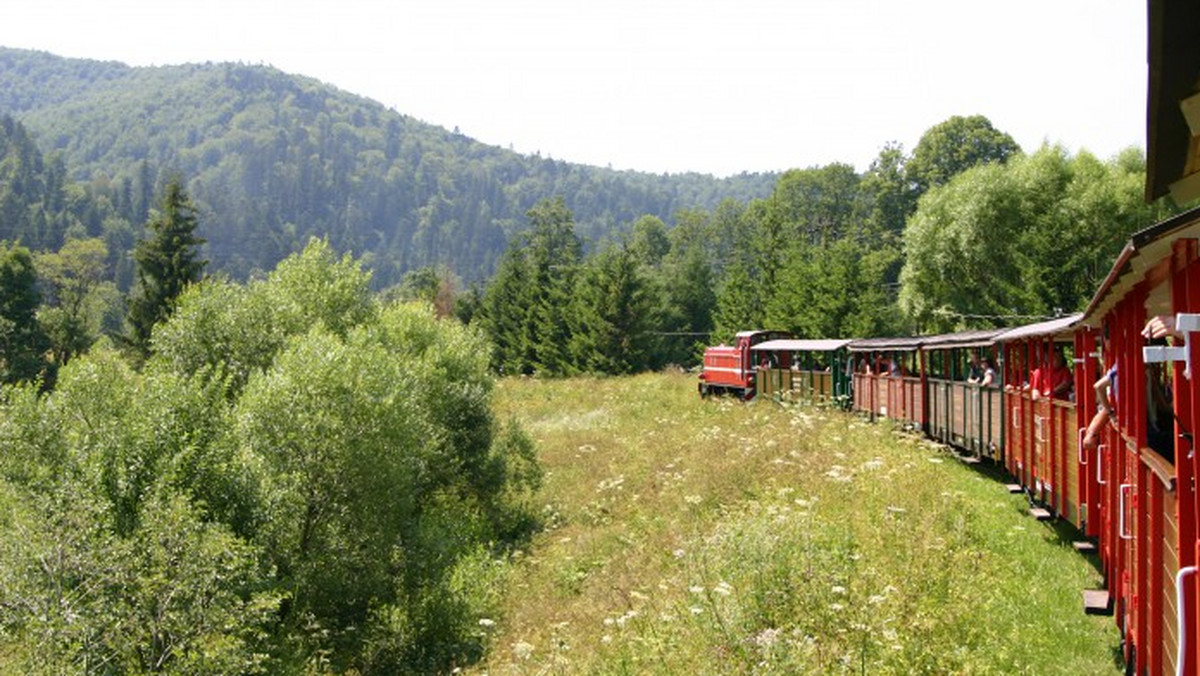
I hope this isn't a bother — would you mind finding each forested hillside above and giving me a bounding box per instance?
[0,48,777,286]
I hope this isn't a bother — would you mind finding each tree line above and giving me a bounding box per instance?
[1,113,1176,385]
[468,116,1179,375]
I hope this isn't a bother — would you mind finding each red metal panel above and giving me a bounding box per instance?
[919,349,929,431]
[1005,343,1023,478]
[1077,328,1102,539]
[1033,396,1052,502]
[1187,246,1200,676]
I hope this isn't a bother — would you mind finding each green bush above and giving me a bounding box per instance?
[0,241,541,673]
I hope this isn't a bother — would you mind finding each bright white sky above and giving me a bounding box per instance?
[3,0,1145,177]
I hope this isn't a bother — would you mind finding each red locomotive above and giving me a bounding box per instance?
[698,330,791,400]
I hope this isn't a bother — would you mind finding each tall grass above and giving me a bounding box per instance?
[469,372,1118,675]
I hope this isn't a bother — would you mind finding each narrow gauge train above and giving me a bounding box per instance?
[700,206,1200,675]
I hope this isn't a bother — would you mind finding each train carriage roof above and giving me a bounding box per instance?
[750,339,854,352]
[1085,206,1200,321]
[917,328,1006,350]
[992,313,1085,342]
[847,336,925,352]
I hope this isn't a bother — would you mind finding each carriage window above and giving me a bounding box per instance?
[1145,357,1175,464]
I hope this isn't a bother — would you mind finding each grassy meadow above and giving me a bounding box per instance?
[470,371,1119,675]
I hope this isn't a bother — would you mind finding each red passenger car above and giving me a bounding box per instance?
[993,314,1089,526]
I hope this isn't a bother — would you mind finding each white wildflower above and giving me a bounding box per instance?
[754,627,781,648]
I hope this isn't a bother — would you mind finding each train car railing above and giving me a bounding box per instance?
[757,368,844,407]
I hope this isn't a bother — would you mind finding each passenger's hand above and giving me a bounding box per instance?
[1142,315,1181,340]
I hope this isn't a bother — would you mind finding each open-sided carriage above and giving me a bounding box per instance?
[750,338,854,406]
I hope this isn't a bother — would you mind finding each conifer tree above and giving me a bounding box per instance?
[523,197,581,375]
[480,246,534,374]
[568,243,657,374]
[710,259,761,345]
[126,177,206,360]
[658,244,715,365]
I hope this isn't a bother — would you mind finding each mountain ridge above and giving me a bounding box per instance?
[0,47,779,286]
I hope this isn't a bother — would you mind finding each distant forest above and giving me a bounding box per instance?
[0,48,777,287]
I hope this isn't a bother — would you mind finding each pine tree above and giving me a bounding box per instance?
[126,177,206,360]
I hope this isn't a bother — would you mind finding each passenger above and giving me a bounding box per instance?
[889,358,901,377]
[1029,362,1049,400]
[967,355,983,384]
[1083,316,1183,460]
[1145,361,1175,461]
[1048,354,1073,400]
[979,358,997,387]
[1142,314,1182,460]
[1081,364,1116,452]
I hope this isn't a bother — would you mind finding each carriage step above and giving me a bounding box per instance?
[1072,541,1096,554]
[1006,484,1023,493]
[1029,507,1052,521]
[958,454,981,465]
[1083,589,1112,615]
